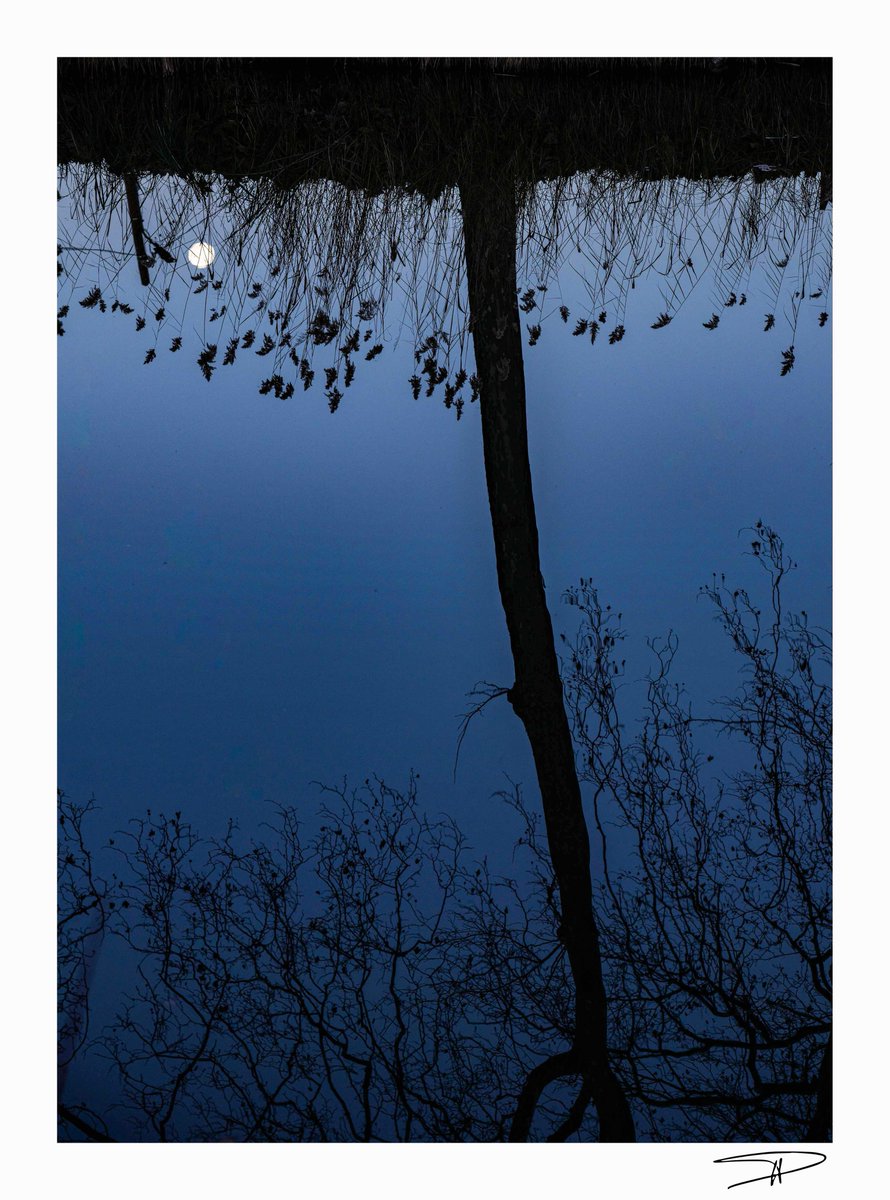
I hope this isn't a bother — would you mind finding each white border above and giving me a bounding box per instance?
[4,7,887,1197]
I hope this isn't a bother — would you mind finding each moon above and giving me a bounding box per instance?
[187,241,216,268]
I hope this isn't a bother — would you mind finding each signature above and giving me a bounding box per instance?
[714,1151,827,1189]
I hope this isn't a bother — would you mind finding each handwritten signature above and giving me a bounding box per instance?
[714,1151,827,1188]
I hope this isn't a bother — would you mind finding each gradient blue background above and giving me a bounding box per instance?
[59,253,831,852]
[57,213,831,1125]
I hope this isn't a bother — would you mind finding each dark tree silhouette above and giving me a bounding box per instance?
[57,59,831,1144]
[58,528,830,1143]
[57,793,118,1141]
[461,168,634,1140]
[563,524,831,1140]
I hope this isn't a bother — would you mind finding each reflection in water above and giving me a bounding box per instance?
[58,167,830,412]
[57,59,831,1143]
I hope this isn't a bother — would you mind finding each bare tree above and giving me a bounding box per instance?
[58,62,831,1146]
[57,792,117,1141]
[58,528,830,1142]
[563,523,831,1140]
[95,778,532,1141]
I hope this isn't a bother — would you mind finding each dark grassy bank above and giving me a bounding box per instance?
[58,58,831,194]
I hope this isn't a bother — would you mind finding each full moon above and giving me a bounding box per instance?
[187,241,216,268]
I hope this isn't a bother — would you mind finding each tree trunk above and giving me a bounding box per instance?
[806,1033,832,1141]
[124,172,151,287]
[459,171,635,1142]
